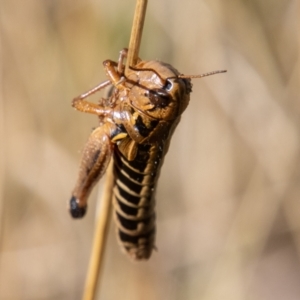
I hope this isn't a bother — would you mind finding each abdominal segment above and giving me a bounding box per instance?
[112,142,164,260]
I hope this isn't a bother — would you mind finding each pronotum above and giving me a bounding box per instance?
[69,48,226,260]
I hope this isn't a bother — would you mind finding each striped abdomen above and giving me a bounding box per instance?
[112,142,164,260]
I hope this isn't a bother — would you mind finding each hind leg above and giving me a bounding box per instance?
[70,123,123,218]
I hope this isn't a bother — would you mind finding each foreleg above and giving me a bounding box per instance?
[72,80,112,115]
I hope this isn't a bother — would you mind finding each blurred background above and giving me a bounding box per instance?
[1,0,300,299]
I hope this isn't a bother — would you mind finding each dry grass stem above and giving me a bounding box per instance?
[83,1,148,298]
[125,0,148,74]
[82,161,114,300]
[0,37,4,248]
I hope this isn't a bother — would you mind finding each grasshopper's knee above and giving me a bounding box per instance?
[69,196,87,218]
[72,97,80,108]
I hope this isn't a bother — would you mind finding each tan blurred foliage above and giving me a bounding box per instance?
[0,0,300,299]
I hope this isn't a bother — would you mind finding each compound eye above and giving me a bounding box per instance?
[164,79,173,91]
[146,89,170,108]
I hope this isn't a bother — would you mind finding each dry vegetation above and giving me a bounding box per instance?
[1,0,300,299]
